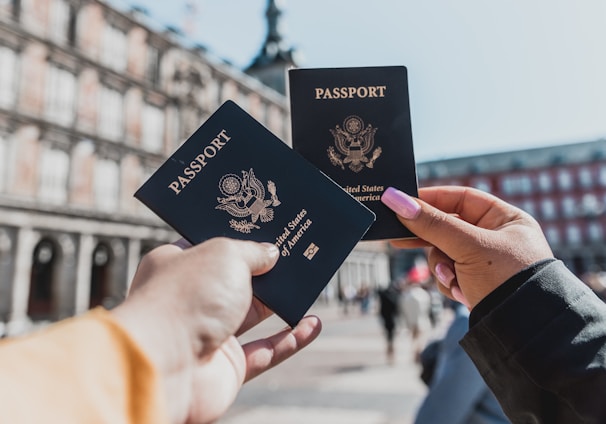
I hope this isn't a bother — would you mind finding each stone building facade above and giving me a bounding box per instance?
[0,0,390,335]
[417,139,606,276]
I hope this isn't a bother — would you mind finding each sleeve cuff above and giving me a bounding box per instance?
[469,258,557,327]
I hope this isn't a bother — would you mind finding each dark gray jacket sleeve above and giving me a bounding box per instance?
[461,260,606,424]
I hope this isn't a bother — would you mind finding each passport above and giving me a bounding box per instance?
[134,101,375,327]
[288,66,418,240]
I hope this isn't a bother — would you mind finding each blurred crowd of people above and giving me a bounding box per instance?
[327,260,446,365]
[333,264,606,365]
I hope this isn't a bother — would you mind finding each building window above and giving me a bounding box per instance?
[599,165,606,187]
[220,80,237,103]
[237,90,250,112]
[101,24,127,72]
[567,224,582,245]
[98,86,124,140]
[0,45,18,109]
[538,171,552,193]
[588,222,603,243]
[561,196,577,218]
[38,146,69,204]
[578,167,594,189]
[45,65,76,126]
[545,226,560,246]
[146,44,161,86]
[501,177,514,195]
[0,0,20,21]
[206,79,219,109]
[471,177,491,193]
[521,200,536,217]
[557,169,573,191]
[541,198,557,220]
[94,158,119,212]
[67,3,77,46]
[141,104,165,153]
[501,174,532,195]
[48,0,70,44]
[581,194,602,218]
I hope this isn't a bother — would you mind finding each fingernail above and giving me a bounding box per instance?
[381,187,421,219]
[262,242,279,258]
[172,238,192,250]
[451,286,470,308]
[435,263,454,289]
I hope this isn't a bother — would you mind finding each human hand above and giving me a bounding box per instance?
[112,237,322,424]
[381,186,554,308]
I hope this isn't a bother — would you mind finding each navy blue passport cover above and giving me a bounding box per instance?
[134,101,375,327]
[288,66,419,240]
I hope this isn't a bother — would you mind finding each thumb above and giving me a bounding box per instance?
[238,240,280,276]
[380,187,482,261]
[199,238,280,277]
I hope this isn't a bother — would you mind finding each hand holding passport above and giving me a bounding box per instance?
[135,66,418,327]
[114,236,323,424]
[135,100,376,327]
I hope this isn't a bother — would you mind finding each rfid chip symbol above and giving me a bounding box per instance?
[304,243,319,260]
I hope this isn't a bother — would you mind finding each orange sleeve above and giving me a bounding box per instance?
[0,308,168,424]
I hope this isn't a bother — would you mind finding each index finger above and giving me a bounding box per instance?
[381,186,522,263]
[242,315,322,382]
[417,186,521,229]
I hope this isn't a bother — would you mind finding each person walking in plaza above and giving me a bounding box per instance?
[400,265,432,362]
[377,281,401,363]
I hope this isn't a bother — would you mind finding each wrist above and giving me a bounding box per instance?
[111,295,195,380]
[469,258,557,326]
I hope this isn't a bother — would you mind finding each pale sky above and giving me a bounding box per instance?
[109,0,606,162]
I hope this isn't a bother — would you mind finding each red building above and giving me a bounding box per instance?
[417,139,606,276]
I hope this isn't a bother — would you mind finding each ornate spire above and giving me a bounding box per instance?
[266,0,283,46]
[245,0,300,94]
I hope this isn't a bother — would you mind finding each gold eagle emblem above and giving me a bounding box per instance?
[216,169,281,233]
[328,116,381,172]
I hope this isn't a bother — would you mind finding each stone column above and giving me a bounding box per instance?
[0,227,16,322]
[125,238,141,292]
[55,233,78,320]
[9,227,38,333]
[109,238,128,306]
[74,233,94,315]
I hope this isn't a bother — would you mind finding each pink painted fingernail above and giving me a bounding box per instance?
[172,238,192,249]
[381,187,421,219]
[435,263,455,289]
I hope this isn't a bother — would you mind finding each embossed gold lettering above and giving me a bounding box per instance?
[275,227,291,248]
[168,181,181,194]
[362,184,384,192]
[189,161,202,173]
[288,209,308,230]
[168,129,232,195]
[314,86,387,100]
[344,185,361,194]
